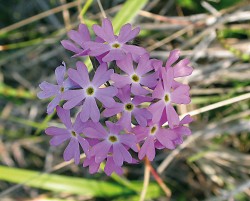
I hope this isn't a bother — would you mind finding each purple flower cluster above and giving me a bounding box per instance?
[38,18,193,175]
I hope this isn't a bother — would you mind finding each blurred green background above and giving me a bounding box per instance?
[0,0,250,200]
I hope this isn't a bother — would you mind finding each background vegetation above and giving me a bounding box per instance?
[0,0,250,200]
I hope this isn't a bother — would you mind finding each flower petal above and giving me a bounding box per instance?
[116,53,134,75]
[89,98,100,122]
[116,85,131,103]
[111,74,131,88]
[92,63,113,87]
[174,58,193,77]
[61,40,82,53]
[171,85,191,104]
[119,134,138,152]
[117,24,140,43]
[104,157,123,176]
[118,111,132,130]
[148,101,165,124]
[45,127,69,136]
[102,49,126,62]
[113,144,124,166]
[140,72,158,88]
[139,137,155,161]
[87,42,110,56]
[92,18,115,42]
[49,134,70,146]
[91,141,111,163]
[83,157,100,174]
[80,98,91,122]
[136,53,152,76]
[133,108,152,127]
[37,81,59,99]
[78,136,90,156]
[166,104,180,128]
[63,90,85,110]
[55,63,66,85]
[156,129,175,149]
[180,115,193,125]
[68,61,89,88]
[83,127,105,139]
[165,49,180,68]
[162,68,174,92]
[119,143,132,163]
[174,126,192,136]
[56,106,72,129]
[131,83,149,95]
[63,138,80,164]
[47,95,61,114]
[152,81,164,99]
[122,44,147,61]
[73,114,85,133]
[95,87,117,107]
[79,24,91,42]
[102,103,123,117]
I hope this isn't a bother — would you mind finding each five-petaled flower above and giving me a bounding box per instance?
[37,62,75,114]
[149,68,191,128]
[84,121,138,166]
[85,18,146,62]
[45,106,90,164]
[62,61,117,122]
[103,85,152,130]
[111,53,158,95]
[133,121,178,161]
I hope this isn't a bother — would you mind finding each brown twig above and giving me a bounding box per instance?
[0,0,83,35]
[60,0,72,30]
[148,160,172,199]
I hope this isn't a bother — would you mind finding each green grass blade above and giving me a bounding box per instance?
[0,166,133,197]
[0,83,35,99]
[112,0,148,34]
[80,0,94,18]
[0,166,163,199]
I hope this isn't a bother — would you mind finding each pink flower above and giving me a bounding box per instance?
[62,61,117,122]
[45,106,90,164]
[103,85,152,130]
[149,68,190,128]
[85,18,146,62]
[153,49,193,88]
[83,155,123,176]
[133,121,178,161]
[37,62,76,114]
[171,115,193,145]
[84,121,138,166]
[83,156,100,174]
[111,53,158,95]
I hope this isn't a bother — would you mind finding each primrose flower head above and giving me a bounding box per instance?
[38,18,193,175]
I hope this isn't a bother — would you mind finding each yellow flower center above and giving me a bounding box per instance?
[86,87,94,96]
[112,43,120,49]
[131,74,140,82]
[71,131,77,137]
[108,135,118,143]
[164,94,170,103]
[125,103,134,111]
[150,126,157,135]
